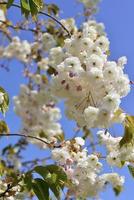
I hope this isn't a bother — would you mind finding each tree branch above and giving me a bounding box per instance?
[0,133,62,148]
[0,29,12,41]
[0,133,50,146]
[0,20,39,33]
[0,2,71,37]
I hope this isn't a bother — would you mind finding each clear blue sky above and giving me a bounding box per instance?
[0,0,134,199]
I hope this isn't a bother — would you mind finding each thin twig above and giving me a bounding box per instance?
[39,11,71,37]
[0,29,12,41]
[0,20,38,33]
[0,133,62,148]
[0,2,71,37]
[0,133,50,146]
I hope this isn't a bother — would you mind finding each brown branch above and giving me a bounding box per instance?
[0,2,71,37]
[0,29,12,41]
[0,133,50,146]
[39,11,71,37]
[0,133,62,148]
[0,20,38,33]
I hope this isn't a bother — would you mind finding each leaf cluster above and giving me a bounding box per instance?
[24,165,68,200]
[6,0,43,17]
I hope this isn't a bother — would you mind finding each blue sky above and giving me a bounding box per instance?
[0,0,134,199]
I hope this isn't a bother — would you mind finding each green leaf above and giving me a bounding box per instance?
[45,165,67,186]
[33,165,67,199]
[55,132,65,142]
[34,166,51,180]
[21,0,30,10]
[47,4,59,15]
[24,172,33,190]
[29,0,38,13]
[0,87,9,115]
[0,120,9,134]
[7,0,14,8]
[20,0,30,18]
[120,115,134,147]
[128,165,134,178]
[32,0,43,8]
[49,184,60,199]
[32,178,49,200]
[113,185,122,196]
[51,173,57,183]
[6,0,43,17]
[29,0,40,17]
[20,0,43,18]
[121,160,125,167]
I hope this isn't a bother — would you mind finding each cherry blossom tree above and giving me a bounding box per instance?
[0,0,134,199]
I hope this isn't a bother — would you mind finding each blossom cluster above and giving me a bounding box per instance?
[49,20,130,128]
[0,4,132,199]
[52,137,124,198]
[98,130,134,168]
[0,179,25,200]
[13,83,63,147]
[0,9,56,63]
[79,0,100,9]
[0,37,31,62]
[0,33,57,63]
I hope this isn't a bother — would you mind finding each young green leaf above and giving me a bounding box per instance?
[113,185,123,196]
[47,4,59,15]
[20,0,30,18]
[0,87,9,115]
[34,165,51,180]
[32,0,43,8]
[32,178,49,200]
[29,0,39,16]
[45,165,67,187]
[128,165,134,178]
[119,115,134,147]
[21,0,30,10]
[33,165,67,199]
[20,0,43,17]
[23,172,33,191]
[0,120,9,134]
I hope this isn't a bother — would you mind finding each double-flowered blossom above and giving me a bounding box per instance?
[97,130,134,168]
[0,10,56,63]
[0,33,56,63]
[52,137,124,198]
[42,33,56,51]
[2,37,31,63]
[13,83,63,147]
[0,4,131,199]
[49,20,130,128]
